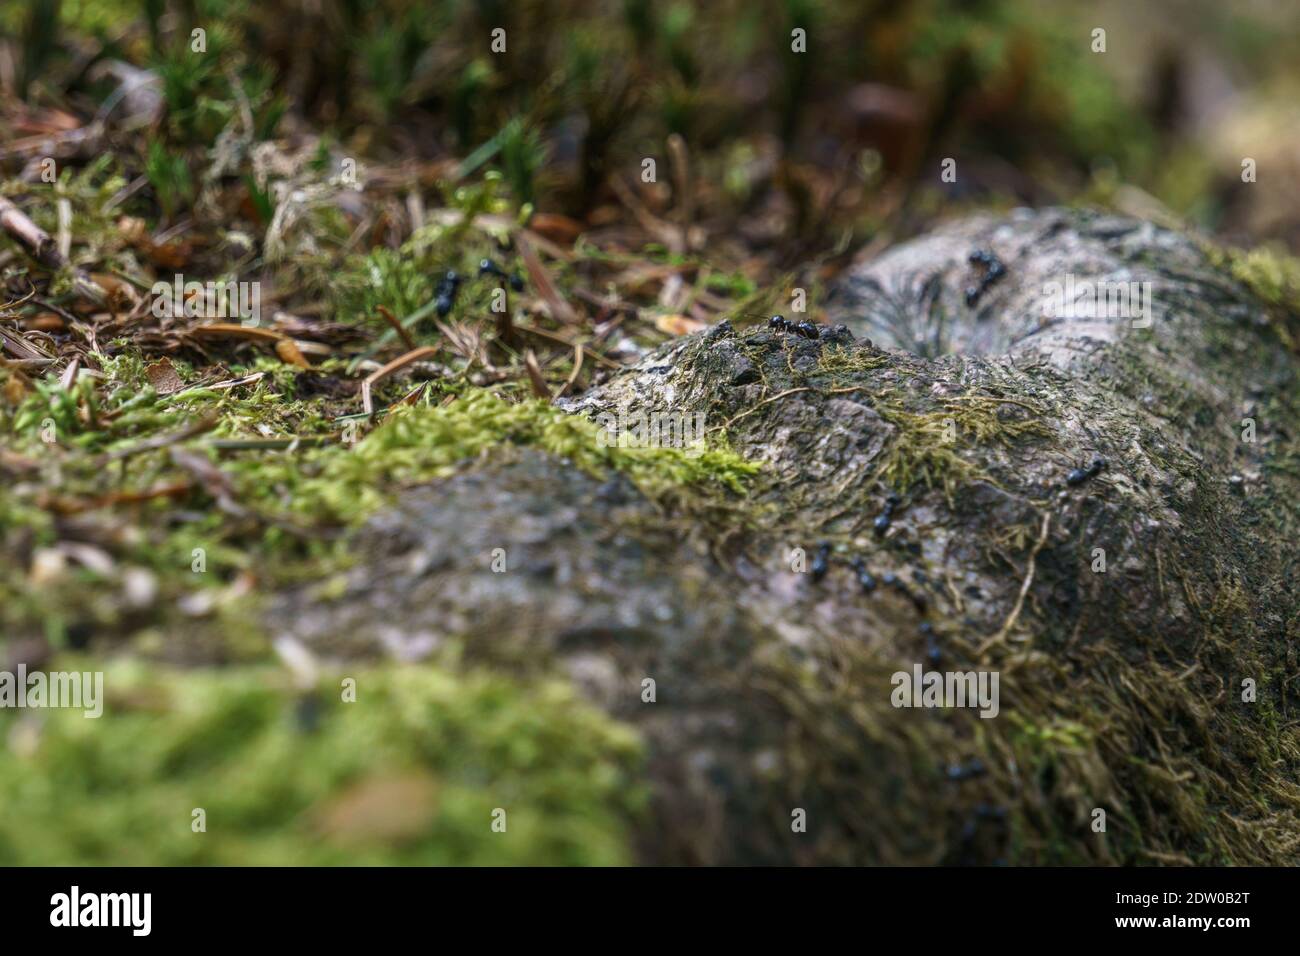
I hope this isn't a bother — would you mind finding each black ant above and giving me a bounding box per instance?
[479,258,525,292]
[955,802,1008,866]
[434,269,462,317]
[768,315,821,339]
[811,542,831,581]
[882,572,929,614]
[1066,457,1107,486]
[919,620,941,665]
[944,757,987,782]
[851,557,877,593]
[873,493,901,534]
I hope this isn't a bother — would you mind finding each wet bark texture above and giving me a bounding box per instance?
[270,209,1300,865]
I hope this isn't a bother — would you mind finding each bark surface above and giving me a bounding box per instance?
[270,208,1300,865]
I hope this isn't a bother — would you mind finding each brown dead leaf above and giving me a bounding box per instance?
[142,241,193,271]
[25,313,65,332]
[144,358,185,395]
[654,313,707,336]
[529,212,584,245]
[314,772,440,846]
[117,217,192,268]
[3,373,30,406]
[87,274,138,315]
[116,216,147,243]
[15,108,82,135]
[275,338,311,369]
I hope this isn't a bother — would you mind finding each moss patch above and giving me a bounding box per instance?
[231,389,760,527]
[873,394,1049,501]
[0,658,645,865]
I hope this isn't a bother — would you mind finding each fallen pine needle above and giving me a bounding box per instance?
[517,232,578,325]
[361,346,439,417]
[524,349,551,398]
[98,412,220,465]
[978,510,1052,658]
[376,305,417,351]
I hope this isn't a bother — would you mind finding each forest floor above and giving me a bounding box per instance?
[2,0,1300,864]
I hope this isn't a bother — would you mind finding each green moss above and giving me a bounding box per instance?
[815,345,889,376]
[335,247,435,326]
[0,659,645,865]
[232,389,760,525]
[873,394,1047,500]
[1209,244,1300,309]
[1203,242,1300,350]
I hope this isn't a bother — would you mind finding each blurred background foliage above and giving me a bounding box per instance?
[3,0,1300,251]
